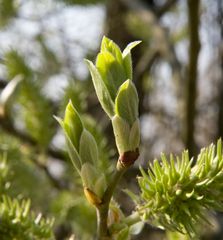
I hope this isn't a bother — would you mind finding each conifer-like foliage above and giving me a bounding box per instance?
[137,139,223,237]
[0,157,54,240]
[0,196,54,240]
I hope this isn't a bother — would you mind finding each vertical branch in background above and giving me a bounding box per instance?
[185,0,200,156]
[217,0,223,138]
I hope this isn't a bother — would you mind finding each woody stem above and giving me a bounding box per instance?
[96,169,125,240]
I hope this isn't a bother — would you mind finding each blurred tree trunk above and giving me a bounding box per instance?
[217,0,223,139]
[185,0,200,156]
[105,0,135,48]
[104,0,147,115]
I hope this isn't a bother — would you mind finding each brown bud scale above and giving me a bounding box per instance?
[118,148,139,169]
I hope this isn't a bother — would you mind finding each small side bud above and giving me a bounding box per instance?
[84,187,102,206]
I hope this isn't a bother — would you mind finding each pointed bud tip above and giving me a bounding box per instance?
[84,58,91,65]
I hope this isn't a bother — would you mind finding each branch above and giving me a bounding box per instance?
[0,116,69,190]
[96,169,125,240]
[0,116,65,161]
[134,50,160,114]
[185,0,201,156]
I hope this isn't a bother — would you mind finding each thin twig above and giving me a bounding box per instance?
[0,116,65,161]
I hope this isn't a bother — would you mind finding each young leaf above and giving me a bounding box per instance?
[55,116,82,173]
[85,60,114,118]
[63,100,83,150]
[112,115,130,154]
[101,36,123,63]
[94,174,107,198]
[129,119,140,150]
[115,80,139,125]
[96,51,126,99]
[81,163,98,190]
[122,41,141,80]
[79,129,98,165]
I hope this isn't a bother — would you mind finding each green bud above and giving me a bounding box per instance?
[81,163,98,190]
[129,119,140,150]
[115,80,139,125]
[79,129,98,165]
[94,174,107,198]
[96,51,126,100]
[101,36,123,64]
[81,163,107,205]
[112,115,130,155]
[63,100,83,150]
[112,115,140,152]
[85,59,114,118]
[54,115,81,174]
[85,37,140,119]
[65,134,82,174]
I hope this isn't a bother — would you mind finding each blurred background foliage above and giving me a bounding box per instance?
[0,0,222,239]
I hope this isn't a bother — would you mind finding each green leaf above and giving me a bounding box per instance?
[122,41,142,59]
[65,135,82,174]
[85,59,114,118]
[122,41,141,80]
[55,116,81,173]
[112,115,130,154]
[94,174,107,198]
[63,100,83,150]
[96,51,126,100]
[115,80,139,125]
[79,129,98,165]
[81,163,98,190]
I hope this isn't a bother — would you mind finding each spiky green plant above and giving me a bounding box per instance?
[137,139,223,237]
[0,157,55,240]
[0,195,54,240]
